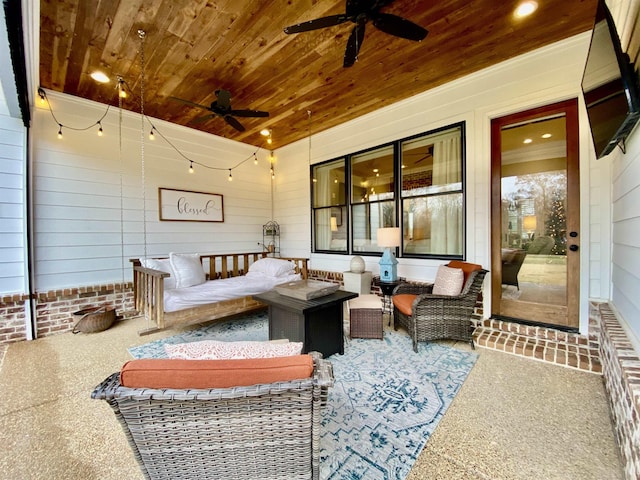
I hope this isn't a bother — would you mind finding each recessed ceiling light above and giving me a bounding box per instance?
[90,71,110,83]
[514,1,538,18]
[372,168,379,173]
[542,133,552,138]
[260,129,271,136]
[523,138,533,144]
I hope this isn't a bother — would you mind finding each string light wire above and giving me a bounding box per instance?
[38,86,270,176]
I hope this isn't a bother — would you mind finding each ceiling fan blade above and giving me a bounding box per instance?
[215,89,232,110]
[169,96,211,111]
[343,18,366,68]
[190,114,217,125]
[373,13,428,41]
[224,115,245,132]
[284,14,349,34]
[229,109,270,118]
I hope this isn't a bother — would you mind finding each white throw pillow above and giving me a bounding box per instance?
[140,258,177,290]
[164,340,303,360]
[248,257,296,277]
[432,265,464,295]
[169,253,206,288]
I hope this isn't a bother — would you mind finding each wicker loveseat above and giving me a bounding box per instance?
[92,352,332,480]
[392,261,488,351]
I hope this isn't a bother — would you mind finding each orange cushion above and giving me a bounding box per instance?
[392,294,416,316]
[447,261,482,285]
[120,354,314,389]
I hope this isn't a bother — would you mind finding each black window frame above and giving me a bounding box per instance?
[310,121,466,260]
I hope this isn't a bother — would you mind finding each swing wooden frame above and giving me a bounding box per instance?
[131,252,309,335]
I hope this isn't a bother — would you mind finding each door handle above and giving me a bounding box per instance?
[569,244,579,252]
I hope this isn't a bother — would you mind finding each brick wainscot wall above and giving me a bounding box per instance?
[0,282,133,344]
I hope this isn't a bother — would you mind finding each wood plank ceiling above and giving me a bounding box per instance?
[38,0,598,148]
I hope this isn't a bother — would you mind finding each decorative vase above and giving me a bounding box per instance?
[350,256,365,273]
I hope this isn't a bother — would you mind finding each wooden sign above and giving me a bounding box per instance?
[158,188,224,222]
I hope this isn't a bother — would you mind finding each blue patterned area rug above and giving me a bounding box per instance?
[128,312,478,480]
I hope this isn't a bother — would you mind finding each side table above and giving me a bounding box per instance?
[373,276,405,326]
[252,289,358,357]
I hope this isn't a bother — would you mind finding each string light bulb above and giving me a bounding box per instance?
[254,153,258,165]
[38,88,46,104]
[117,77,127,98]
[228,169,233,182]
[189,161,194,174]
[97,121,103,136]
[149,127,155,140]
[57,125,63,139]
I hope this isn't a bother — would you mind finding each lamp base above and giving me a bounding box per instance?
[379,247,398,282]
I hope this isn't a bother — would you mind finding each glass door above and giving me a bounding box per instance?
[491,100,580,329]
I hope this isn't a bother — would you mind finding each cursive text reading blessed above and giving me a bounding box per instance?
[177,197,217,216]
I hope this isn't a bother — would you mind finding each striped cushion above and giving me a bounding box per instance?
[432,265,464,295]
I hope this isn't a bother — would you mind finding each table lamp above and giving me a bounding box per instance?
[377,227,400,282]
[523,215,537,240]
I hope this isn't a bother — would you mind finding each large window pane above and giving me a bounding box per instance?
[352,200,394,252]
[350,145,395,252]
[312,159,345,208]
[312,159,346,252]
[313,206,347,251]
[401,124,464,256]
[351,145,394,203]
[403,194,463,255]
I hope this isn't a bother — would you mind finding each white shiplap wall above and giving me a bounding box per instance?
[610,128,640,350]
[0,90,27,295]
[32,92,273,291]
[605,0,640,351]
[275,32,607,335]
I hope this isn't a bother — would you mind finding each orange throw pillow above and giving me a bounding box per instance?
[120,354,314,389]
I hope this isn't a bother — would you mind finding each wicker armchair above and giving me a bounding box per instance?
[92,352,333,480]
[502,248,526,289]
[392,262,488,352]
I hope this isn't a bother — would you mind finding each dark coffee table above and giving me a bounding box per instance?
[253,289,358,357]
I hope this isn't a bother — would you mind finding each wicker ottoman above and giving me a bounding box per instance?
[348,294,383,339]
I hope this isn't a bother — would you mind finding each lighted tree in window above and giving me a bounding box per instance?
[545,194,567,255]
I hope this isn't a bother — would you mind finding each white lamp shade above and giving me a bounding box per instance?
[523,215,537,231]
[377,227,401,247]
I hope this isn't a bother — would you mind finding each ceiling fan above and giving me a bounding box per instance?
[283,0,428,68]
[169,89,269,132]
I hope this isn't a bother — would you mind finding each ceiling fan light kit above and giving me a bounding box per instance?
[283,0,428,67]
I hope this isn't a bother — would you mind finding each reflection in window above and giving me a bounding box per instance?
[312,159,346,251]
[351,145,395,252]
[401,125,464,256]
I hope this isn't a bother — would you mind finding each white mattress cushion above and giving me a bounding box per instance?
[163,272,302,312]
